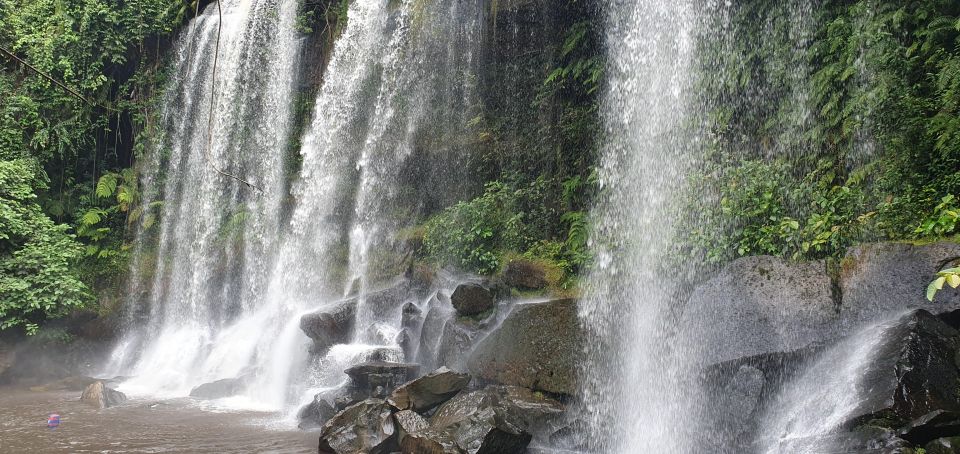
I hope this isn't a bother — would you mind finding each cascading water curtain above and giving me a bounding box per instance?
[105,0,302,399]
[578,0,700,451]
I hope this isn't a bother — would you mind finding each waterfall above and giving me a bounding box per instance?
[107,0,483,416]
[579,0,698,451]
[275,0,483,409]
[757,314,905,452]
[107,0,302,399]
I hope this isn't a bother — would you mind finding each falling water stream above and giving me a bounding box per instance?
[579,0,698,451]
[106,0,483,421]
[107,0,302,402]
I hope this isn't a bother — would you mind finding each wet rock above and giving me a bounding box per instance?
[900,410,960,446]
[388,367,471,413]
[841,310,960,430]
[451,283,494,316]
[402,420,530,454]
[301,300,356,355]
[710,365,765,439]
[417,293,456,368]
[298,394,338,429]
[399,428,461,454]
[925,436,960,454]
[397,329,416,359]
[468,299,580,395]
[345,362,420,399]
[303,281,415,355]
[502,258,548,290]
[840,241,960,324]
[189,376,248,399]
[677,256,838,366]
[80,381,126,409]
[431,386,563,437]
[548,419,589,450]
[402,302,424,332]
[436,321,475,372]
[318,398,397,454]
[393,409,430,445]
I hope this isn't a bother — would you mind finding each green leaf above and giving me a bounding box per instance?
[96,173,118,198]
[947,274,960,289]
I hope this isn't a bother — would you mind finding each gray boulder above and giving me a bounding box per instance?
[399,302,425,359]
[844,310,960,429]
[467,299,580,395]
[840,241,960,326]
[450,283,494,316]
[677,255,838,366]
[436,320,475,372]
[189,376,248,399]
[301,300,356,355]
[298,393,338,429]
[404,385,561,454]
[388,367,471,413]
[430,386,564,436]
[302,281,415,355]
[80,381,126,409]
[318,398,397,454]
[393,410,430,446]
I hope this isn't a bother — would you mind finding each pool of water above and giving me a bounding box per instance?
[0,386,319,453]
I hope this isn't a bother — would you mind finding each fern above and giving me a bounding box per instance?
[95,173,118,198]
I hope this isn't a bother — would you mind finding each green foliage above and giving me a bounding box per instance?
[691,0,960,263]
[422,177,592,280]
[0,0,180,331]
[423,181,540,274]
[914,194,960,238]
[927,266,960,301]
[0,159,90,334]
[76,169,139,258]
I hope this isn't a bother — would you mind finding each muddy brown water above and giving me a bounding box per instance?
[0,387,319,453]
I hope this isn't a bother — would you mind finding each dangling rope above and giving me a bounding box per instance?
[202,0,262,192]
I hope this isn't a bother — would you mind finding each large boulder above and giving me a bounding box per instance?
[318,398,397,454]
[840,241,960,325]
[388,367,471,413]
[450,283,494,316]
[298,394,338,429]
[677,255,839,366]
[301,300,357,355]
[436,321,475,372]
[80,381,126,409]
[345,362,420,400]
[401,385,561,453]
[189,376,248,399]
[467,299,580,395]
[302,281,415,355]
[845,310,960,430]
